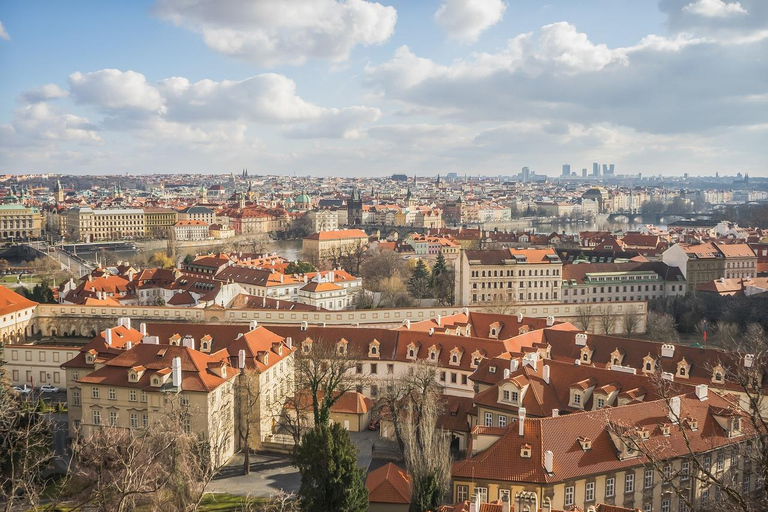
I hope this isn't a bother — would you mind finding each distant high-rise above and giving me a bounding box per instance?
[592,162,600,176]
[562,164,571,177]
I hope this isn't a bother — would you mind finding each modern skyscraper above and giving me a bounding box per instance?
[562,164,571,177]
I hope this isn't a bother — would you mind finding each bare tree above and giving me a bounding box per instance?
[292,338,365,427]
[622,311,641,338]
[646,311,680,342]
[575,304,595,332]
[608,325,768,512]
[378,362,451,512]
[0,391,59,512]
[598,305,618,335]
[482,296,517,316]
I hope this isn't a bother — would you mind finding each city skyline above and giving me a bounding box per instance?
[1,0,767,177]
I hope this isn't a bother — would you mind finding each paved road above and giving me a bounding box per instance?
[207,431,382,497]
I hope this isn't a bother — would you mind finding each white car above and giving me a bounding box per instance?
[40,384,60,393]
[12,384,32,394]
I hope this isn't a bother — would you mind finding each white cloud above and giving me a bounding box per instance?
[69,70,165,112]
[435,0,506,42]
[21,84,70,103]
[683,0,747,18]
[2,103,102,145]
[152,0,397,66]
[0,21,10,41]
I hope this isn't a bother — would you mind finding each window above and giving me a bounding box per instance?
[108,388,116,400]
[456,485,468,502]
[564,486,575,507]
[92,387,99,399]
[661,499,670,512]
[606,477,615,497]
[585,481,595,502]
[476,487,488,503]
[625,473,634,493]
[92,410,101,425]
[130,413,138,428]
[499,415,506,428]
[73,390,81,406]
[485,412,493,427]
[129,390,137,402]
[644,468,653,489]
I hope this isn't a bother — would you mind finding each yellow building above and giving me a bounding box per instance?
[0,203,43,239]
[143,207,178,238]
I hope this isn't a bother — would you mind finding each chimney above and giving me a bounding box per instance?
[250,320,258,330]
[286,336,293,349]
[105,328,113,346]
[546,315,555,327]
[552,409,559,417]
[544,450,554,473]
[172,356,182,389]
[695,384,708,401]
[668,396,681,423]
[518,407,526,436]
[182,336,195,350]
[543,364,550,385]
[238,349,246,370]
[436,314,442,326]
[139,322,147,335]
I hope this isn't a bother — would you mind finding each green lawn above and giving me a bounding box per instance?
[198,494,267,511]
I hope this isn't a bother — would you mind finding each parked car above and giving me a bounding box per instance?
[40,384,60,393]
[12,384,32,394]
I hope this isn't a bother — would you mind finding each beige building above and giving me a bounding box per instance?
[143,207,177,238]
[458,248,563,306]
[302,229,369,262]
[65,207,146,242]
[0,203,43,239]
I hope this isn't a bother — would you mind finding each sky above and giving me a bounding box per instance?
[0,0,766,177]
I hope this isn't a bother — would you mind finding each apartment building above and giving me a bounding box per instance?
[458,248,563,305]
[451,392,755,512]
[0,203,43,239]
[65,207,146,242]
[662,242,756,291]
[143,207,177,238]
[561,261,686,304]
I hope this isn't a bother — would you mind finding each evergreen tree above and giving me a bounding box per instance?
[293,423,368,512]
[285,261,316,274]
[408,259,431,300]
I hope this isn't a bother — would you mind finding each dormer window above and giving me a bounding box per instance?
[520,444,531,458]
[677,358,691,379]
